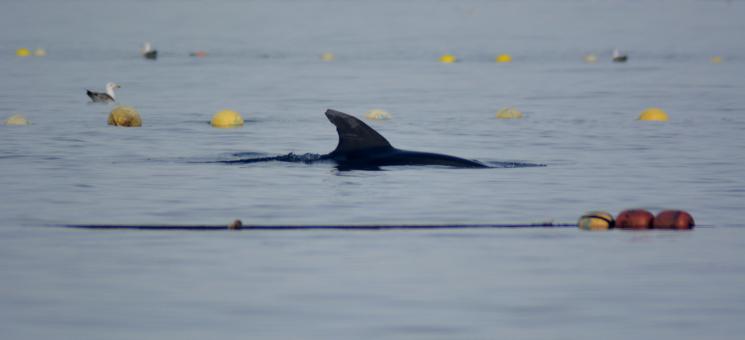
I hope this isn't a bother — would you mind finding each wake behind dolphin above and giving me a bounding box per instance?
[221,152,326,165]
[221,109,543,170]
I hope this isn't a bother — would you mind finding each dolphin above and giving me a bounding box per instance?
[222,109,541,170]
[322,109,487,169]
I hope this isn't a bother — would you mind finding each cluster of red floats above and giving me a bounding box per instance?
[578,209,694,231]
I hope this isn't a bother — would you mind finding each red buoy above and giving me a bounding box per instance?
[616,209,654,229]
[653,210,695,229]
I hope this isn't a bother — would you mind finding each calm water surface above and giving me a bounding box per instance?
[2,0,745,339]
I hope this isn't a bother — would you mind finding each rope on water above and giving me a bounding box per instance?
[60,222,576,231]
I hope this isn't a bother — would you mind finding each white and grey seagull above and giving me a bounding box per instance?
[612,48,628,63]
[142,42,158,59]
[86,82,120,103]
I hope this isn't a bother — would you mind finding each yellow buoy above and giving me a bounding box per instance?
[16,48,31,57]
[496,54,512,63]
[321,52,335,62]
[638,107,669,122]
[710,56,723,64]
[108,106,142,127]
[577,211,615,231]
[583,53,598,63]
[496,107,523,119]
[211,109,244,128]
[3,114,30,126]
[365,109,392,121]
[33,48,47,57]
[439,54,457,63]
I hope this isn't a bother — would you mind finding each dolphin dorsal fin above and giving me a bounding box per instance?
[325,109,393,154]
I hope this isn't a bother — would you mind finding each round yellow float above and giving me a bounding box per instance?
[496,107,523,119]
[439,54,457,63]
[496,54,512,63]
[583,53,598,63]
[577,211,615,231]
[4,114,30,126]
[638,107,669,122]
[321,52,335,62]
[16,48,31,57]
[108,106,142,127]
[365,109,392,121]
[710,56,723,64]
[211,109,244,128]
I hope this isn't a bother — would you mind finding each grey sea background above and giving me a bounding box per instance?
[2,0,745,339]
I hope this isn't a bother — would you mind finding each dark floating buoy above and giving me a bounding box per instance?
[653,210,695,229]
[228,219,242,230]
[616,209,654,229]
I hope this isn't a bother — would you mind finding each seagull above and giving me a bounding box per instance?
[612,48,628,63]
[86,82,120,103]
[142,42,158,60]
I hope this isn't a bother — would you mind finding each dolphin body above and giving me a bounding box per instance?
[322,109,487,170]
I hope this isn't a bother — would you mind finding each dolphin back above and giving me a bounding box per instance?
[325,109,393,155]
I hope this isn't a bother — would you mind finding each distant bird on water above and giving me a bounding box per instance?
[142,42,158,59]
[86,82,120,103]
[612,49,628,63]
